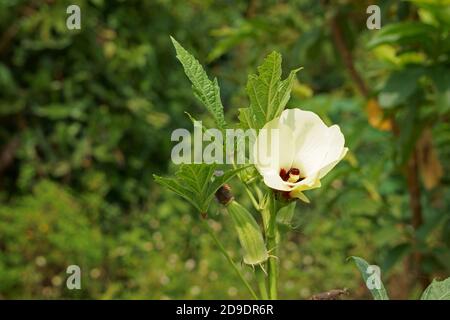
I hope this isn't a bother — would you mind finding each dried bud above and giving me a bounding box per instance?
[215,184,234,206]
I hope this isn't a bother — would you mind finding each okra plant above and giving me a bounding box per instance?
[154,37,450,300]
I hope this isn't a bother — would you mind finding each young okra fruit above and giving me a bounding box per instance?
[226,200,269,266]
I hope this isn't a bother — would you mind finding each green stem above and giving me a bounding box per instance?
[256,267,269,300]
[244,184,260,211]
[202,218,259,300]
[266,193,279,300]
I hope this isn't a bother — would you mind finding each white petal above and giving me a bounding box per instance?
[262,171,292,191]
[254,107,348,195]
[318,147,348,179]
[319,125,346,170]
[279,108,328,135]
[278,109,329,177]
[253,117,294,174]
[293,120,345,178]
[288,172,321,191]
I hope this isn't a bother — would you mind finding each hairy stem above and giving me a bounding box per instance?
[202,218,259,300]
[244,184,261,211]
[256,268,269,300]
[266,193,279,300]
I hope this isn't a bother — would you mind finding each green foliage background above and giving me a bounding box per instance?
[0,0,449,299]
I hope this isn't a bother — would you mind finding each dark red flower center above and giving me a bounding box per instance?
[280,168,302,183]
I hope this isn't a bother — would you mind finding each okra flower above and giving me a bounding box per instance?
[253,108,348,202]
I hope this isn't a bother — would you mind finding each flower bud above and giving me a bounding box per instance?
[215,184,234,206]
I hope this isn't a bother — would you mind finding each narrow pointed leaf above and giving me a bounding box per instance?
[276,201,296,225]
[350,256,389,300]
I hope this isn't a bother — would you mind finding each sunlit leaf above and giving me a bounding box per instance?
[241,52,301,129]
[421,277,450,300]
[367,22,437,49]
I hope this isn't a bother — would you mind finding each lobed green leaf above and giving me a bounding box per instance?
[171,37,227,129]
[241,52,301,129]
[154,164,248,215]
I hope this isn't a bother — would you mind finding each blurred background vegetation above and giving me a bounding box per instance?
[0,0,449,299]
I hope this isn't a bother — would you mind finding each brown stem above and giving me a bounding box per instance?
[310,288,348,300]
[245,0,258,18]
[0,25,18,57]
[407,151,423,230]
[329,15,369,98]
[0,137,20,175]
[406,147,429,290]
